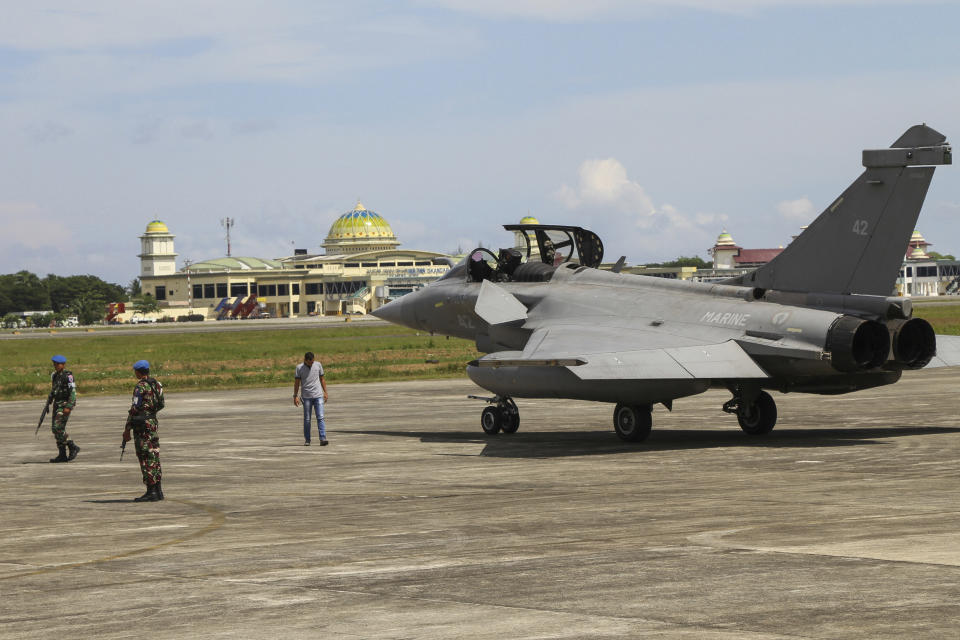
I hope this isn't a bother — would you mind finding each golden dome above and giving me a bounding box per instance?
[322,202,400,254]
[519,215,540,225]
[326,202,396,240]
[145,220,170,234]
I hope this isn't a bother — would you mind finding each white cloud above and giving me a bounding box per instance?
[777,197,817,222]
[556,158,656,221]
[554,158,724,263]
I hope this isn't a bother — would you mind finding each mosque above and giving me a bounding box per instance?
[132,203,453,321]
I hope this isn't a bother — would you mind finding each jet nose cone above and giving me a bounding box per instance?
[372,297,406,326]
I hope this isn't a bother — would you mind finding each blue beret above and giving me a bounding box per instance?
[51,355,67,364]
[133,359,150,371]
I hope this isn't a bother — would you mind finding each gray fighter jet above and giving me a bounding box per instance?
[373,124,959,441]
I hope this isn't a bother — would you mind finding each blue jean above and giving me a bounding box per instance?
[302,397,326,441]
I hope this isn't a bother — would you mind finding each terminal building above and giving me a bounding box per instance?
[132,203,452,321]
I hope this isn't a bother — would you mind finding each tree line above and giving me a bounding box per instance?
[0,271,132,326]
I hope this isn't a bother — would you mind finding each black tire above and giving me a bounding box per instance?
[481,406,502,434]
[738,391,777,435]
[613,403,652,442]
[500,398,520,434]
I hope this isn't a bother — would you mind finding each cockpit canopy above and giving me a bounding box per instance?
[444,224,605,284]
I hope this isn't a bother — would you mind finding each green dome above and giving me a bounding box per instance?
[184,256,283,272]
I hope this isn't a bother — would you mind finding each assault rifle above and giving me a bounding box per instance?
[120,438,127,461]
[35,398,52,437]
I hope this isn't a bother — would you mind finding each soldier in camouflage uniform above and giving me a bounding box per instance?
[123,360,165,502]
[48,355,80,463]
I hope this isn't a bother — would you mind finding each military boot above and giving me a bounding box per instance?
[67,441,80,461]
[155,481,164,500]
[134,484,160,502]
[49,446,68,463]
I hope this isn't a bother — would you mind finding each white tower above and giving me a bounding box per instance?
[709,229,741,269]
[139,220,178,277]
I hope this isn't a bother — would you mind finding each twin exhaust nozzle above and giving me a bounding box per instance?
[827,315,935,372]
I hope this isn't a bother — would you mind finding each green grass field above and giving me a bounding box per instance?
[3,302,959,401]
[0,325,479,400]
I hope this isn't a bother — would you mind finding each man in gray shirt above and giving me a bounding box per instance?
[294,351,329,446]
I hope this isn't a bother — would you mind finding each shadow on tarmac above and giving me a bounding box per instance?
[339,425,960,458]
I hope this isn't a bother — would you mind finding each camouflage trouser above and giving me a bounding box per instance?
[133,418,162,486]
[51,403,72,447]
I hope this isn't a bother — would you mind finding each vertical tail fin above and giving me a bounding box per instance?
[730,124,951,296]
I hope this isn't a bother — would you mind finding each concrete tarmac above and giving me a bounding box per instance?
[2,369,960,639]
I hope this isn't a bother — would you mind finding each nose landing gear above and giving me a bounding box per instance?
[471,395,520,434]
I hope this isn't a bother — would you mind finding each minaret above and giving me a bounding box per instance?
[709,229,742,269]
[139,219,178,277]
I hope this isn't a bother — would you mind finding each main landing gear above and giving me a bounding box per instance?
[723,387,778,435]
[470,395,520,434]
[613,403,653,442]
[468,389,778,440]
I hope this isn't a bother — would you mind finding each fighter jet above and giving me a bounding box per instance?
[373,124,959,441]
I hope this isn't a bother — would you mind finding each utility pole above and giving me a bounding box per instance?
[220,218,234,257]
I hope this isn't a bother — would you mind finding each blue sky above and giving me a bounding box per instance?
[2,0,959,284]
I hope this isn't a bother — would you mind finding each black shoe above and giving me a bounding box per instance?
[134,486,160,502]
[50,446,68,463]
[320,439,329,446]
[155,481,164,501]
[67,441,80,461]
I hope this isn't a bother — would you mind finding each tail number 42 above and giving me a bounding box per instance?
[852,219,869,236]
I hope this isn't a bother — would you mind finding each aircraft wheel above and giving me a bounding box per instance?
[500,398,520,434]
[738,391,777,435]
[613,403,652,442]
[481,406,502,434]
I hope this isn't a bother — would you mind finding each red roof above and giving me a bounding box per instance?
[734,249,783,265]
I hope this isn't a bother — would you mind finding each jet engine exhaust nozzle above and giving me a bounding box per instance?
[890,317,936,369]
[826,316,890,372]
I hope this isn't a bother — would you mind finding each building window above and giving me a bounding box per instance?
[293,302,300,314]
[278,284,289,295]
[204,283,215,298]
[326,280,367,295]
[216,283,228,298]
[306,283,322,295]
[345,262,359,268]
[230,282,248,296]
[292,284,300,295]
[416,261,431,266]
[397,261,413,266]
[193,284,203,299]
[362,262,377,267]
[307,301,316,313]
[155,286,166,301]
